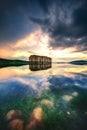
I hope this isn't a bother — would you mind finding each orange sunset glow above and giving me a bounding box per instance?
[0,28,87,62]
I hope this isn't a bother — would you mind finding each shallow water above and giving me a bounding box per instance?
[0,63,87,130]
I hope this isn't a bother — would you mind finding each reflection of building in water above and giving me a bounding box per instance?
[29,55,52,65]
[29,64,52,71]
[29,55,52,71]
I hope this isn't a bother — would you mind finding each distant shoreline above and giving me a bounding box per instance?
[0,58,87,69]
[0,58,29,68]
[69,60,87,65]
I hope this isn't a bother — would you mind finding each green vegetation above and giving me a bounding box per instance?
[70,91,87,111]
[0,58,29,68]
[70,60,87,65]
[0,89,87,130]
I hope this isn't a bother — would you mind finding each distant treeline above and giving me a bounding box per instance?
[0,58,29,68]
[70,60,87,65]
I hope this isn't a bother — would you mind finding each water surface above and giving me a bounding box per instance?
[0,63,87,130]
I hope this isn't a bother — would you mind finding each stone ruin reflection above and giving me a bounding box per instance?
[29,64,52,71]
[29,55,52,71]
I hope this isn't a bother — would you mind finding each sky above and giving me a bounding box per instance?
[0,0,87,62]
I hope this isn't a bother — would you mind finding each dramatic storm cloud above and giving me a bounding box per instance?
[0,0,42,43]
[29,0,87,52]
[0,0,87,60]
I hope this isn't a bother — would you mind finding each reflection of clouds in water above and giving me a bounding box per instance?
[15,77,38,91]
[17,77,50,93]
[0,72,87,100]
[0,76,51,98]
[1,64,87,81]
[0,78,36,99]
[48,74,87,89]
[36,78,50,93]
[52,64,87,75]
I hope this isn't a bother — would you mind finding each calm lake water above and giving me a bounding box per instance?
[0,63,87,130]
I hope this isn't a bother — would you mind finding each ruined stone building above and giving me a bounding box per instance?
[29,55,52,65]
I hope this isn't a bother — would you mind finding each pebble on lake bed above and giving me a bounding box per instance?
[6,110,22,121]
[31,107,44,122]
[84,112,87,115]
[26,107,44,130]
[63,95,73,101]
[8,119,24,130]
[66,112,71,115]
[40,99,54,108]
[72,92,78,97]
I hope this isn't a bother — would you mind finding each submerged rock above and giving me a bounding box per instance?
[72,92,78,97]
[6,110,22,121]
[84,112,87,115]
[63,95,73,101]
[26,107,44,130]
[31,107,44,122]
[8,119,24,130]
[40,99,54,108]
[66,111,71,115]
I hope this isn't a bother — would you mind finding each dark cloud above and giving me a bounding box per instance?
[29,0,87,52]
[0,0,87,52]
[30,0,51,13]
[29,16,49,25]
[0,0,41,44]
